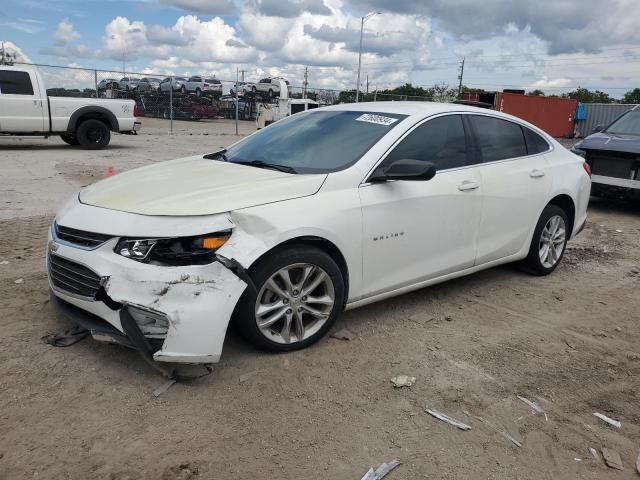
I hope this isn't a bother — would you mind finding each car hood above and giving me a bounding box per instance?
[79,156,327,216]
[576,132,640,154]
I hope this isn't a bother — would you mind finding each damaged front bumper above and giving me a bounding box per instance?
[47,229,250,365]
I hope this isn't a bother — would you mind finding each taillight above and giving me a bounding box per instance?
[133,103,140,117]
[204,83,209,87]
[582,162,592,177]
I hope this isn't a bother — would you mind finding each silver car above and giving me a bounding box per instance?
[137,77,161,93]
[119,77,140,91]
[160,76,187,93]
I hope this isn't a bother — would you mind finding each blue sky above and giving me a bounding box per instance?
[2,0,639,96]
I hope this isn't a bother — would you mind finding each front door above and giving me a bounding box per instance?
[0,69,44,133]
[359,114,482,297]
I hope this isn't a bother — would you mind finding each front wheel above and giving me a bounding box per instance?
[522,205,569,275]
[234,246,345,352]
[76,119,110,150]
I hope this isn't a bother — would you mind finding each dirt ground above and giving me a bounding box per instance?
[0,119,639,479]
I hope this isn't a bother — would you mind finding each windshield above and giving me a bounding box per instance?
[605,110,640,135]
[224,111,406,174]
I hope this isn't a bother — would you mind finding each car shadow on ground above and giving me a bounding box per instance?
[0,143,138,151]
[588,196,640,216]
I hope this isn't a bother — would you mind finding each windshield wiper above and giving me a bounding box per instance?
[235,160,297,174]
[203,149,228,161]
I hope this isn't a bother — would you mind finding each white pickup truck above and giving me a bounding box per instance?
[0,64,141,149]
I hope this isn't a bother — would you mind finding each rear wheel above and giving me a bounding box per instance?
[522,205,569,275]
[181,85,186,94]
[196,88,201,97]
[76,119,110,150]
[235,246,345,352]
[60,134,79,146]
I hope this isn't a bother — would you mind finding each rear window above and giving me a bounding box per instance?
[0,70,34,95]
[206,79,220,84]
[469,115,527,162]
[523,127,550,154]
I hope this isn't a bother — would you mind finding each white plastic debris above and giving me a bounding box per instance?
[13,278,23,284]
[390,376,415,388]
[574,458,582,462]
[330,328,355,341]
[615,229,623,233]
[635,450,640,474]
[593,412,621,428]
[425,409,472,430]
[152,379,176,397]
[516,395,544,414]
[360,459,401,480]
[0,260,9,265]
[589,448,599,459]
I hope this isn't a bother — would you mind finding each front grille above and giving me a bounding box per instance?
[55,223,113,249]
[48,254,102,299]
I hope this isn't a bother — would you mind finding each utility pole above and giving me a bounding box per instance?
[366,74,369,97]
[356,11,380,103]
[303,66,308,99]
[239,70,247,82]
[457,57,465,98]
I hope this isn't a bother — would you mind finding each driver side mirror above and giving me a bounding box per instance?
[593,125,604,133]
[369,159,436,183]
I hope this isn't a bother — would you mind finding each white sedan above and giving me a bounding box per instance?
[47,103,591,368]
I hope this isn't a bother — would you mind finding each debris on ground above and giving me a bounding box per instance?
[593,412,621,428]
[360,459,401,480]
[574,458,582,462]
[636,450,640,474]
[390,375,415,388]
[516,395,544,414]
[239,371,261,383]
[153,379,177,398]
[161,462,199,480]
[0,260,9,265]
[330,328,355,341]
[589,447,599,459]
[426,409,471,430]
[13,278,23,284]
[601,448,624,470]
[41,325,90,347]
[615,229,624,233]
[464,411,521,447]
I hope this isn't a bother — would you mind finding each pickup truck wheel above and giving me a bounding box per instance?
[76,119,111,150]
[196,88,201,97]
[60,134,79,146]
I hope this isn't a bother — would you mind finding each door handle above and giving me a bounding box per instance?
[530,169,546,178]
[458,180,480,191]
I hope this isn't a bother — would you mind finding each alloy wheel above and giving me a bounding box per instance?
[255,263,335,345]
[538,214,566,268]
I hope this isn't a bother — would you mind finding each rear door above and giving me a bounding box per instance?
[359,114,483,296]
[467,114,552,264]
[0,68,44,133]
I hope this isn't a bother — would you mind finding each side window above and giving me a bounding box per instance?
[0,70,34,95]
[523,127,550,154]
[382,115,469,171]
[469,115,527,162]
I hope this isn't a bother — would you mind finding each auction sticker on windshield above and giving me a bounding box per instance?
[355,114,399,126]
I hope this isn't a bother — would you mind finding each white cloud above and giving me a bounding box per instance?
[531,77,572,89]
[55,19,80,45]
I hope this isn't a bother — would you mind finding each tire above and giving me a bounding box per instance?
[522,205,569,275]
[181,85,186,94]
[252,86,257,94]
[75,119,111,150]
[268,88,274,98]
[196,88,201,97]
[60,134,79,146]
[234,246,345,352]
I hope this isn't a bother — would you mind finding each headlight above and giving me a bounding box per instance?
[571,146,587,157]
[115,231,231,266]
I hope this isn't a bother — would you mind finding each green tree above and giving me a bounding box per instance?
[528,89,545,96]
[622,88,640,104]
[562,87,614,103]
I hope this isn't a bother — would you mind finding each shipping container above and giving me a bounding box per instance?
[576,103,638,137]
[495,93,577,137]
[461,91,578,137]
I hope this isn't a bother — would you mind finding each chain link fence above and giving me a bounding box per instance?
[15,62,453,134]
